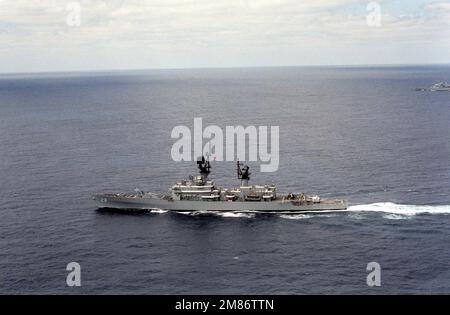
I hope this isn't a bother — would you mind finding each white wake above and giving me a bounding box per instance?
[214,212,256,218]
[348,202,450,216]
[173,211,255,218]
[279,214,313,220]
[150,203,450,219]
[150,208,168,214]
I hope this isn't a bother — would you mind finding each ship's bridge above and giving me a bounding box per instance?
[170,175,220,200]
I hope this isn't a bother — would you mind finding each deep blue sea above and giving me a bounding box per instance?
[1,66,450,294]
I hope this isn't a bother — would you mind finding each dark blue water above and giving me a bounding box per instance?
[1,66,450,294]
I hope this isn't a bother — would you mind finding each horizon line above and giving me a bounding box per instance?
[1,62,450,76]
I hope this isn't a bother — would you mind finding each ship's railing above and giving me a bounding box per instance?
[98,192,170,199]
[145,192,171,200]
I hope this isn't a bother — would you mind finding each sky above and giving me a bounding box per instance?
[0,0,450,73]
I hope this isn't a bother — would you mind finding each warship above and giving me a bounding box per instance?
[416,81,450,92]
[429,81,450,91]
[93,157,348,213]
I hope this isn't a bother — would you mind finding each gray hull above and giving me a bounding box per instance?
[93,194,348,213]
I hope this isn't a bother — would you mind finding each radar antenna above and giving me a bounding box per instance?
[197,155,211,176]
[237,160,251,185]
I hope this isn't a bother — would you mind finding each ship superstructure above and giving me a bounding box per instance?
[93,157,347,213]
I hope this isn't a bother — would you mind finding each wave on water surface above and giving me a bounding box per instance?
[279,214,313,220]
[348,202,450,215]
[147,203,450,220]
[150,209,168,214]
[171,210,256,218]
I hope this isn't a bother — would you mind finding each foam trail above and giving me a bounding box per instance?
[279,213,341,220]
[215,212,255,218]
[150,208,168,214]
[173,211,255,218]
[348,202,450,216]
[175,211,207,216]
[381,213,411,220]
[279,214,313,220]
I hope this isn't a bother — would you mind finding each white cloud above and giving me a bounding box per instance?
[425,1,450,10]
[0,0,449,72]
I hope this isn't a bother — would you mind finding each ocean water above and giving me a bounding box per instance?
[0,66,450,294]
